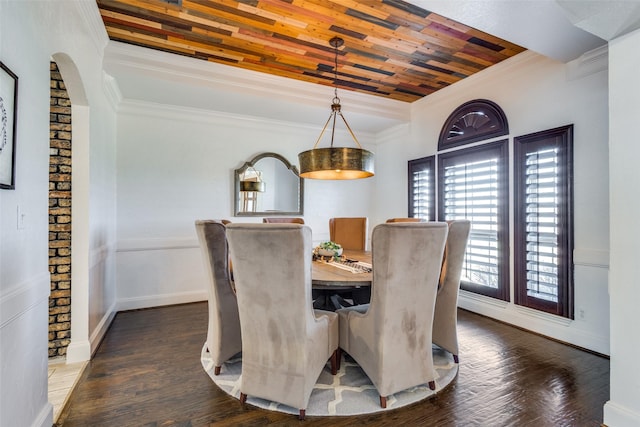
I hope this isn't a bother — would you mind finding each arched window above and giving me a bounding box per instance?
[438,99,508,150]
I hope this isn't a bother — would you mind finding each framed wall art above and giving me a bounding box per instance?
[1,61,18,189]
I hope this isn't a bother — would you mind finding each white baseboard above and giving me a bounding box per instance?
[117,290,207,312]
[90,300,118,356]
[604,400,640,427]
[458,291,610,355]
[32,401,53,427]
[65,339,91,364]
[67,301,118,363]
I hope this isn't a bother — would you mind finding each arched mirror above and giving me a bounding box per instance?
[234,152,304,217]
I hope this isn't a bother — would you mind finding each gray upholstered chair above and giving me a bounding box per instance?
[329,217,367,250]
[385,217,425,223]
[263,217,305,224]
[194,220,242,376]
[336,222,448,408]
[226,223,339,420]
[432,220,471,363]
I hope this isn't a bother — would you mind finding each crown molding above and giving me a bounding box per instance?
[103,41,409,123]
[102,72,122,111]
[75,0,109,55]
[566,44,608,81]
[117,99,378,142]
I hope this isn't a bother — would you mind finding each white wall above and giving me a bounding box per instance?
[0,1,117,425]
[115,102,375,310]
[375,50,610,355]
[605,27,640,427]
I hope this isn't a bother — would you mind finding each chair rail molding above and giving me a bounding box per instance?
[0,271,51,328]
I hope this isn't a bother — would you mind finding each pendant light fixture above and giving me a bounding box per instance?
[298,37,374,180]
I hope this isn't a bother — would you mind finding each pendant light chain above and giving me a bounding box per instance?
[333,39,339,103]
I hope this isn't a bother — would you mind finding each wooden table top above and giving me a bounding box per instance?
[312,249,372,290]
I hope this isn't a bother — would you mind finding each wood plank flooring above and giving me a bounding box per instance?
[55,302,609,426]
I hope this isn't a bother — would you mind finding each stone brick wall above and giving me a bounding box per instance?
[49,61,72,358]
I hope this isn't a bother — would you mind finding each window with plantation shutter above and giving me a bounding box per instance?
[514,126,573,318]
[438,140,509,300]
[408,156,435,221]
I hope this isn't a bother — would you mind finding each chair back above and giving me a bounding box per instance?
[263,217,305,224]
[385,217,424,223]
[329,217,368,250]
[370,223,448,351]
[433,220,471,359]
[194,220,242,370]
[226,223,334,410]
[338,222,448,399]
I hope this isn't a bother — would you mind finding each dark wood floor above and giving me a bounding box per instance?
[56,302,609,426]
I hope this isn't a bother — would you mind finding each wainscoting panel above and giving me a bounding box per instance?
[116,240,207,311]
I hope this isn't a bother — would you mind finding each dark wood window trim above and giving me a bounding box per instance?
[408,156,435,221]
[438,99,509,151]
[438,140,510,301]
[514,125,574,318]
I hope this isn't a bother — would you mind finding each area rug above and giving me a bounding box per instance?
[200,344,458,416]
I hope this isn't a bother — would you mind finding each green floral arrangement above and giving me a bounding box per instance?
[316,241,343,259]
[318,241,342,251]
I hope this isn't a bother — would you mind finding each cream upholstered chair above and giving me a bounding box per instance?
[226,223,339,420]
[385,217,425,223]
[432,220,471,363]
[336,222,448,408]
[329,217,367,250]
[263,217,305,224]
[194,220,242,376]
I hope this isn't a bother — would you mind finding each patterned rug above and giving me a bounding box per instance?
[200,344,458,416]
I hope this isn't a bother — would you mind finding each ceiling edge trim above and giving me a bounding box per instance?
[116,99,378,141]
[102,72,123,112]
[76,0,109,55]
[566,44,608,81]
[103,41,409,122]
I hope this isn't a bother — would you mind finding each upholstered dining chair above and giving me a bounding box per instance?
[226,223,339,420]
[263,217,305,224]
[385,217,425,223]
[329,217,367,250]
[336,222,448,409]
[432,220,471,363]
[194,220,242,376]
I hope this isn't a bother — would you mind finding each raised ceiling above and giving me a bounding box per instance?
[96,0,526,103]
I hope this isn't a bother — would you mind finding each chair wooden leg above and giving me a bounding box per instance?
[214,366,221,375]
[330,349,338,375]
[453,354,459,363]
[299,409,306,420]
[428,380,436,390]
[379,395,387,408]
[336,348,342,371]
[239,393,247,404]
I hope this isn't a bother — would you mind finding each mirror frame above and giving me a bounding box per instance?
[233,152,304,217]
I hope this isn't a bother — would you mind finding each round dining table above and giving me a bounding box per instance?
[312,249,371,288]
[312,249,372,310]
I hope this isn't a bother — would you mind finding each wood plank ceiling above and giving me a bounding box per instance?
[97,0,526,103]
